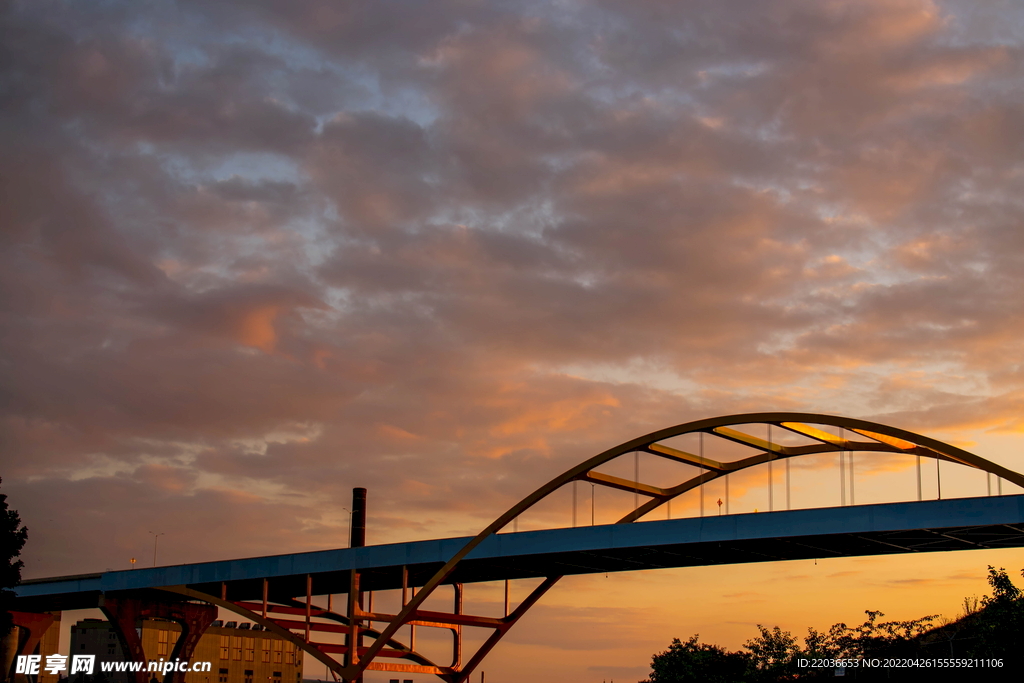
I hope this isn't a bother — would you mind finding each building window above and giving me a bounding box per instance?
[157,630,169,656]
[272,640,282,664]
[284,641,294,665]
[218,668,228,683]
[220,635,230,660]
[233,636,243,661]
[243,670,253,683]
[244,637,254,662]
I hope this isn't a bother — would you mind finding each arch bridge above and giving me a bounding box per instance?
[13,413,1024,683]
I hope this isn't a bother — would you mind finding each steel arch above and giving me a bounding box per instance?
[346,412,1024,682]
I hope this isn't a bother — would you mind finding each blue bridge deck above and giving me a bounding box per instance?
[16,495,1024,611]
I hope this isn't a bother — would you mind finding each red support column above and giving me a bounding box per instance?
[451,584,462,670]
[100,598,149,683]
[164,602,217,683]
[345,570,360,681]
[101,596,217,683]
[9,611,55,659]
[4,611,57,683]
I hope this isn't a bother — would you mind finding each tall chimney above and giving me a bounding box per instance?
[350,487,367,548]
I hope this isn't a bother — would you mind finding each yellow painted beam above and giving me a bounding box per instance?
[581,471,667,498]
[852,428,916,450]
[646,442,726,471]
[712,426,786,453]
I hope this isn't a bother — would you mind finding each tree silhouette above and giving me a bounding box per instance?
[638,565,1024,681]
[640,635,753,683]
[0,478,28,637]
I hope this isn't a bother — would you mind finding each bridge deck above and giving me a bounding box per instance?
[16,495,1024,611]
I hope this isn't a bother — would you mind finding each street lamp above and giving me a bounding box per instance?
[148,532,165,567]
[341,508,353,548]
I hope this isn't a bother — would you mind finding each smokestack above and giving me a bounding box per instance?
[350,487,367,548]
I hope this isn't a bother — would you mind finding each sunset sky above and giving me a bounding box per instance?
[5,0,1024,680]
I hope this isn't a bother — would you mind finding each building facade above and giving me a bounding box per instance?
[71,619,302,683]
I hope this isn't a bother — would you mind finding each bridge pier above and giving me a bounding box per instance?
[1,611,57,683]
[100,595,217,683]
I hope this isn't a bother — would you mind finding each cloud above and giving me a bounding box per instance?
[4,0,1022,555]
[5,0,1024,678]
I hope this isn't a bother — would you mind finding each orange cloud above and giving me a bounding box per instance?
[234,305,280,352]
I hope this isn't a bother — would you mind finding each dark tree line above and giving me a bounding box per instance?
[1,478,28,638]
[641,566,1024,681]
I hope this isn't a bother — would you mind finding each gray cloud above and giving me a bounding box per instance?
[4,1,1024,675]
